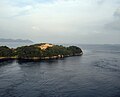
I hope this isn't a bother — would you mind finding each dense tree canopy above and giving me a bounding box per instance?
[16,46,42,58]
[42,45,71,57]
[67,46,83,55]
[0,46,14,57]
[0,44,83,59]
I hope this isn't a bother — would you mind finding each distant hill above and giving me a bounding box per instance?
[0,38,33,43]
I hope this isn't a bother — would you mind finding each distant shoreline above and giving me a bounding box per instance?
[0,38,33,43]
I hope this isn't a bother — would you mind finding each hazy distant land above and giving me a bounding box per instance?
[0,38,33,43]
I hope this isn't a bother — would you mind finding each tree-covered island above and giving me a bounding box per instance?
[0,43,83,60]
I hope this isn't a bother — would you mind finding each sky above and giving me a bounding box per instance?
[0,0,120,44]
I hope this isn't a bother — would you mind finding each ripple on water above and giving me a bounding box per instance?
[93,58,120,73]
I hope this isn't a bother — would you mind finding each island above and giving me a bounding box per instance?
[0,43,83,61]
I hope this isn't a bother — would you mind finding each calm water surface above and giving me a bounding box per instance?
[0,44,120,97]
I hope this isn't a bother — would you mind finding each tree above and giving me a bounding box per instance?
[16,46,42,58]
[67,46,82,55]
[41,45,71,57]
[0,46,14,57]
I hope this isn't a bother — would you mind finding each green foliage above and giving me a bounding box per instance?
[0,46,14,57]
[0,44,82,59]
[16,46,42,58]
[16,45,82,58]
[42,45,71,57]
[67,46,82,55]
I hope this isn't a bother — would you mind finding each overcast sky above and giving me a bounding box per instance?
[0,0,120,44]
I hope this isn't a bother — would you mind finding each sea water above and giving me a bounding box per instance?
[0,44,120,97]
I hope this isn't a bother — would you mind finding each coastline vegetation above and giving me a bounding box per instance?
[0,46,14,57]
[0,43,83,60]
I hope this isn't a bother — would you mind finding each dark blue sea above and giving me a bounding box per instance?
[0,43,120,97]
